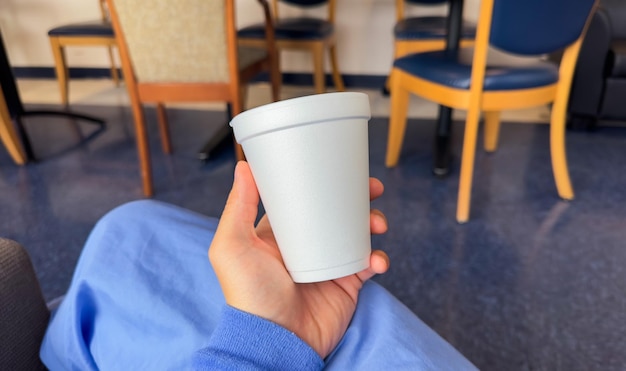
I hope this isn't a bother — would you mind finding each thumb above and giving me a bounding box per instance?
[215,161,260,240]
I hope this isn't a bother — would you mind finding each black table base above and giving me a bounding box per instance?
[14,110,104,161]
[196,103,233,162]
[433,0,465,176]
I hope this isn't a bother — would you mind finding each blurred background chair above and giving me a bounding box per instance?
[238,0,344,94]
[107,0,280,197]
[564,0,626,129]
[48,0,119,106]
[0,238,49,371]
[393,0,475,58]
[386,0,597,223]
[384,0,476,93]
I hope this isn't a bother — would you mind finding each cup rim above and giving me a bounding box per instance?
[229,92,371,143]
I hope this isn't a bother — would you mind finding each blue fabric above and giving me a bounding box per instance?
[41,200,222,370]
[394,16,476,40]
[489,0,595,55]
[193,306,323,370]
[393,50,559,91]
[48,21,114,37]
[40,200,478,371]
[238,18,333,40]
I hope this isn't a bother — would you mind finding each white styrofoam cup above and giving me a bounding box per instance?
[230,92,372,283]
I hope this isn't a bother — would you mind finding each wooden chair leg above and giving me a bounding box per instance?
[234,142,245,162]
[385,70,410,167]
[107,45,120,86]
[269,55,281,102]
[232,94,245,162]
[0,121,26,165]
[0,90,26,165]
[129,99,152,197]
[240,85,249,112]
[483,110,501,152]
[456,104,482,223]
[312,43,326,94]
[156,103,172,154]
[329,43,345,92]
[550,91,574,200]
[549,36,580,201]
[49,38,69,106]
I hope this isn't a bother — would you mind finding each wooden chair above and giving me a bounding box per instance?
[0,87,27,165]
[106,0,280,197]
[48,0,119,106]
[386,0,598,223]
[238,0,344,94]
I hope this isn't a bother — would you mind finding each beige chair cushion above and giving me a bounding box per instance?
[113,0,230,83]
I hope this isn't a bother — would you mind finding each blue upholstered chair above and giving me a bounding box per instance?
[386,0,598,223]
[47,0,119,106]
[384,0,476,92]
[393,0,475,58]
[238,0,344,94]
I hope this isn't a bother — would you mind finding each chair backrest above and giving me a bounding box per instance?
[467,0,597,100]
[489,0,597,55]
[107,0,235,84]
[0,238,49,371]
[273,0,335,23]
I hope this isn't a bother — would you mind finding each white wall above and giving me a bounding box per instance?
[0,0,480,76]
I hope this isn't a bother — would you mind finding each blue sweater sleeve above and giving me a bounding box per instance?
[193,305,324,371]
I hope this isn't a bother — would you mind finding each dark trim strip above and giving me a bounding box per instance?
[12,67,388,89]
[13,67,120,79]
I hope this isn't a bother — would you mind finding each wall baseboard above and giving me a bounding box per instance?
[12,67,388,90]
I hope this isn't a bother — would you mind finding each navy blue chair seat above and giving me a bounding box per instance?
[394,16,475,40]
[393,49,559,90]
[237,0,344,93]
[48,21,114,38]
[238,17,332,40]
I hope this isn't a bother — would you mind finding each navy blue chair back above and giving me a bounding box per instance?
[490,0,596,55]
[281,0,328,6]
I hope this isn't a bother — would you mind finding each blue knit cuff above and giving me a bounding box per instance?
[193,305,324,370]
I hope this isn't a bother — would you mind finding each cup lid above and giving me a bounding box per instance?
[230,92,371,143]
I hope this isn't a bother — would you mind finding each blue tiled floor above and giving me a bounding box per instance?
[2,103,625,370]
